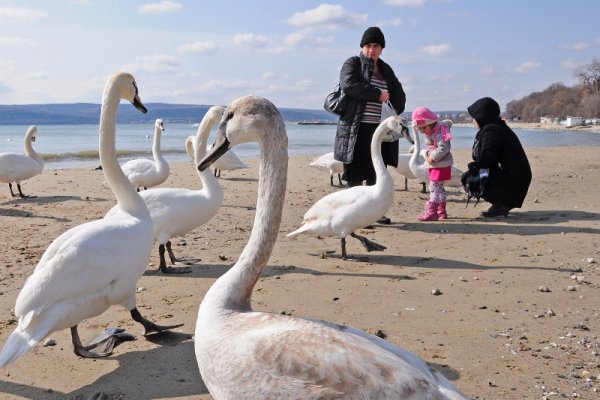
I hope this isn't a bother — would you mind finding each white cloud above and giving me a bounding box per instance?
[122,54,179,74]
[377,18,403,27]
[25,71,49,80]
[420,44,451,56]
[177,41,217,54]
[0,36,38,47]
[286,4,367,29]
[284,31,334,47]
[0,7,47,22]
[138,1,182,14]
[560,41,591,51]
[70,0,91,5]
[514,61,541,74]
[560,58,580,70]
[383,0,427,7]
[233,33,269,47]
[0,60,16,73]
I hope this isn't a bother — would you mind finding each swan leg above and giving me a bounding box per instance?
[16,183,35,198]
[420,182,427,193]
[8,183,17,197]
[70,326,114,358]
[130,308,183,336]
[404,177,408,191]
[350,232,386,252]
[330,174,334,186]
[157,243,192,274]
[340,237,349,260]
[337,174,343,186]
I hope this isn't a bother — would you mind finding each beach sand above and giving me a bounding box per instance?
[0,146,599,399]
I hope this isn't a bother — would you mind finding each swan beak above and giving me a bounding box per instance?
[198,137,231,171]
[402,125,414,144]
[131,94,148,114]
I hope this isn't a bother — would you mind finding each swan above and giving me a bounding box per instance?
[393,145,427,192]
[288,116,409,260]
[107,106,225,274]
[309,151,344,186]
[194,95,468,400]
[121,118,169,191]
[207,143,248,177]
[0,72,182,368]
[0,125,44,198]
[409,122,464,189]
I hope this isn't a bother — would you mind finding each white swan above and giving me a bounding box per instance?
[393,145,427,192]
[288,116,408,259]
[207,143,248,178]
[121,118,169,191]
[409,123,464,189]
[0,126,44,198]
[309,151,344,186]
[0,72,182,368]
[194,96,468,399]
[107,106,225,274]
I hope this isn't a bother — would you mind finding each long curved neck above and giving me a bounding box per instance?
[100,91,148,216]
[410,128,421,164]
[201,126,288,313]
[152,126,166,165]
[24,130,43,165]
[194,115,222,194]
[371,123,391,188]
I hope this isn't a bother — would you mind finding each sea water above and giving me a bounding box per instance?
[0,122,598,170]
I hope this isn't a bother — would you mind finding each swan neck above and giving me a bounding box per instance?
[371,123,390,187]
[203,124,288,312]
[100,93,148,215]
[152,126,164,163]
[24,129,43,165]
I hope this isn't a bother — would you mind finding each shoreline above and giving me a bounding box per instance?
[0,147,599,399]
[455,121,600,133]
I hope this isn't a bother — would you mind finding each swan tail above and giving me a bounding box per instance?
[0,327,38,368]
[286,224,312,237]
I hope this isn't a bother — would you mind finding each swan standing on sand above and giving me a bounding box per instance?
[0,72,182,368]
[0,126,44,198]
[194,96,468,399]
[121,118,169,191]
[409,120,464,189]
[207,143,248,178]
[107,106,225,274]
[393,145,427,192]
[309,151,344,186]
[288,116,408,260]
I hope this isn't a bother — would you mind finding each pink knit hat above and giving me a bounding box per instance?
[411,107,438,127]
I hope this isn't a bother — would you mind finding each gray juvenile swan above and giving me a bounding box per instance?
[0,72,182,368]
[0,125,44,198]
[194,95,468,399]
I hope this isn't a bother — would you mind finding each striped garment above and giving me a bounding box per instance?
[361,72,388,124]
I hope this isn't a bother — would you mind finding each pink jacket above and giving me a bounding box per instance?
[424,123,453,168]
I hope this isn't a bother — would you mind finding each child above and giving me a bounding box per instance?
[412,107,454,221]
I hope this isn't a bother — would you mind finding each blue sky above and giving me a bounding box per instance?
[0,0,599,112]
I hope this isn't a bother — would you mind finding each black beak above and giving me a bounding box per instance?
[132,94,148,114]
[402,125,414,144]
[198,137,231,171]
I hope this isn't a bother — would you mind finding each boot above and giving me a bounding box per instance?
[437,201,447,220]
[417,201,439,221]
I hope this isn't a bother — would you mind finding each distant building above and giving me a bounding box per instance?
[565,116,583,127]
[540,116,553,124]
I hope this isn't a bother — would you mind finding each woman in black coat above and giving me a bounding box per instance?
[333,27,406,224]
[465,97,532,217]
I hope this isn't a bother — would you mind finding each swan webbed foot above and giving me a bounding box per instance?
[159,242,196,273]
[83,327,136,355]
[70,326,117,359]
[15,184,35,198]
[130,308,184,336]
[350,232,386,252]
[160,265,192,274]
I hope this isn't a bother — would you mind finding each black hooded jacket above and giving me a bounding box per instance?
[334,53,406,166]
[467,97,532,208]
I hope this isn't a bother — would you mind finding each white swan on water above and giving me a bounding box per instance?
[0,72,182,368]
[309,151,344,186]
[288,116,408,259]
[409,121,464,189]
[107,106,225,274]
[121,118,169,191]
[194,96,468,399]
[0,126,44,198]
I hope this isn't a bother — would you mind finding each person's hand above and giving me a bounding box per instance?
[379,90,389,103]
[427,156,435,164]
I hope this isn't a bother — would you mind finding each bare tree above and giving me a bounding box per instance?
[575,58,600,95]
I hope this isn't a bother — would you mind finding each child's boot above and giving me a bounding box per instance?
[437,201,447,220]
[417,201,439,221]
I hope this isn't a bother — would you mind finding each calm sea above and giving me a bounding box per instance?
[1,122,599,170]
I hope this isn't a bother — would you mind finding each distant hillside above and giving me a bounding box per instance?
[0,103,339,125]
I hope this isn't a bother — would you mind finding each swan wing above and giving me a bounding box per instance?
[199,313,459,399]
[121,159,155,178]
[0,153,43,181]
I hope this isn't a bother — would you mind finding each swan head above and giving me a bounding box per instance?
[185,135,195,160]
[26,125,37,142]
[156,119,165,131]
[106,71,148,114]
[198,96,277,171]
[381,116,411,143]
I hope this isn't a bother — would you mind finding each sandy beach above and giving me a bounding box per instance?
[0,146,599,399]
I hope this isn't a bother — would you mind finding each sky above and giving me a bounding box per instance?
[0,0,599,112]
